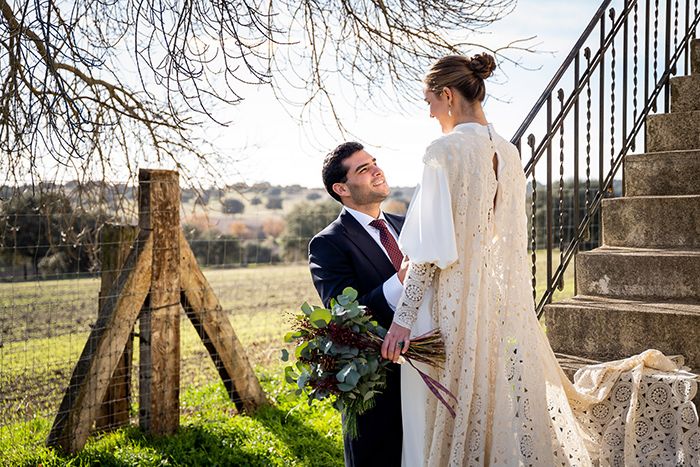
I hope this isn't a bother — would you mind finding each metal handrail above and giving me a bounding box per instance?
[512,0,614,150]
[511,0,700,317]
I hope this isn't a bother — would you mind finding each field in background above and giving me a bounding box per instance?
[0,252,574,463]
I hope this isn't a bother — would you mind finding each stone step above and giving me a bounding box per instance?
[646,110,700,152]
[576,247,700,300]
[671,74,700,112]
[624,150,700,196]
[692,38,700,75]
[547,296,700,370]
[602,195,700,248]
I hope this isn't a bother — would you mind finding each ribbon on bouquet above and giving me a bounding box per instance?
[405,357,458,418]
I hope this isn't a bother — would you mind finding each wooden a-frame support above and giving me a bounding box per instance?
[47,169,267,454]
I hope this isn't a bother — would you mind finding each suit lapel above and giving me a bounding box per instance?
[339,208,396,278]
[384,213,404,236]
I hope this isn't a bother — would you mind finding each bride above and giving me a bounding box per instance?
[380,53,699,466]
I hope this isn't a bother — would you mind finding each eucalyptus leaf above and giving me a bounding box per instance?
[357,363,369,376]
[368,358,379,373]
[337,383,355,392]
[363,390,376,402]
[280,349,289,362]
[323,340,333,353]
[284,366,298,384]
[301,302,313,316]
[345,369,360,387]
[337,294,350,306]
[336,362,356,382]
[310,308,332,328]
[297,371,310,390]
[295,341,309,358]
[342,287,358,301]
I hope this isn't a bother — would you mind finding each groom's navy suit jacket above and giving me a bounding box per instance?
[309,207,404,467]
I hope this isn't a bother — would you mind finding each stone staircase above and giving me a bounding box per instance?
[546,40,700,388]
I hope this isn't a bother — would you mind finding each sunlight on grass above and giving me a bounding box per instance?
[0,257,577,464]
[0,368,343,466]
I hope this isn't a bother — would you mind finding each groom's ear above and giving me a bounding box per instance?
[332,182,348,199]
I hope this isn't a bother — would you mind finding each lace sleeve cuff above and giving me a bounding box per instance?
[393,262,437,329]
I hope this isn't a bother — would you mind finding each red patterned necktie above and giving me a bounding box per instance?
[369,219,403,272]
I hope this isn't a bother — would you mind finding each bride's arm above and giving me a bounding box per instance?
[381,261,437,362]
[394,262,437,328]
[381,140,455,362]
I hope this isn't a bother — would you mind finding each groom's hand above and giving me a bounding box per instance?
[381,322,411,363]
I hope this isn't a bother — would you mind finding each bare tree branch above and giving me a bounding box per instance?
[0,0,526,191]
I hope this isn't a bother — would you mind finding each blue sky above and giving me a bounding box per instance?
[203,0,600,188]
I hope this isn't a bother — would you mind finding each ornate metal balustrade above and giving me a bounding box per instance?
[511,0,700,317]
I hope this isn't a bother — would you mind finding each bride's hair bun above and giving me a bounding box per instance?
[468,53,496,80]
[424,52,497,102]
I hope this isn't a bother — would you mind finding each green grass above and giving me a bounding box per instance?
[0,264,321,424]
[0,254,575,465]
[0,368,343,466]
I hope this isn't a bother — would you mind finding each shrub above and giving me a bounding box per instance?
[266,196,283,210]
[280,200,340,262]
[221,198,245,215]
[262,217,286,239]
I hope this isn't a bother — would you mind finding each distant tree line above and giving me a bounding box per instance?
[0,191,104,279]
[0,191,341,280]
[0,178,617,281]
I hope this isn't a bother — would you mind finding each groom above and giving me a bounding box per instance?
[309,142,406,467]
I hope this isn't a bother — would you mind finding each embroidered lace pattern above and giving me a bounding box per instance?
[395,124,700,466]
[394,262,437,329]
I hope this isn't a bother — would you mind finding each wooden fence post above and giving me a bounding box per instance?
[179,231,268,412]
[95,224,138,430]
[46,230,153,453]
[48,168,268,453]
[138,169,181,435]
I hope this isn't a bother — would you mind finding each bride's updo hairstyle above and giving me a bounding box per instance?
[424,53,496,102]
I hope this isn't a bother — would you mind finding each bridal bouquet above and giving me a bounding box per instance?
[281,287,454,437]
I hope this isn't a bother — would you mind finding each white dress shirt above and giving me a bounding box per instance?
[344,206,404,311]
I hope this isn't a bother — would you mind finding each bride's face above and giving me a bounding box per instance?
[423,87,451,134]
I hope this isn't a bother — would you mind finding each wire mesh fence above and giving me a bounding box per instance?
[0,170,595,456]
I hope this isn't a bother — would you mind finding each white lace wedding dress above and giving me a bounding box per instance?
[394,122,700,466]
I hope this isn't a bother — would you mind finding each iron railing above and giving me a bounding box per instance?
[511,0,700,317]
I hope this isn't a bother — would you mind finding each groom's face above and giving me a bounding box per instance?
[336,149,390,207]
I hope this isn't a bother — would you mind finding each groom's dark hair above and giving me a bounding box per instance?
[322,141,364,203]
